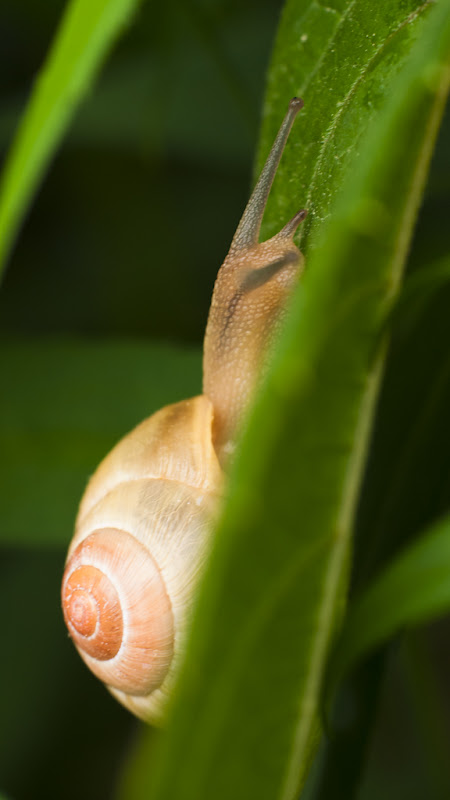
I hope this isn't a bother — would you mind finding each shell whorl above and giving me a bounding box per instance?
[62,527,174,694]
[62,396,223,722]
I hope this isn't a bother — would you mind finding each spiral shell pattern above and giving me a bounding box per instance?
[61,396,223,723]
[62,527,174,694]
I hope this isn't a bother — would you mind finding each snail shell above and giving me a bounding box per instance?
[62,98,306,724]
[62,396,222,721]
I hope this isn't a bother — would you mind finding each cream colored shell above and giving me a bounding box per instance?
[65,395,222,723]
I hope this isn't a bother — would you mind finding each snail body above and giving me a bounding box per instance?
[62,98,306,724]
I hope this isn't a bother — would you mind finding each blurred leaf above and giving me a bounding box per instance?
[327,514,450,712]
[0,0,146,276]
[115,725,160,800]
[135,3,450,800]
[0,338,201,546]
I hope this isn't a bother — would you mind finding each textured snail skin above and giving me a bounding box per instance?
[204,220,305,461]
[62,98,306,725]
[204,98,306,461]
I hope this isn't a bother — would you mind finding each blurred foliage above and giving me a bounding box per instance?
[328,513,450,709]
[0,0,282,341]
[0,0,449,799]
[0,339,202,546]
[0,1,284,798]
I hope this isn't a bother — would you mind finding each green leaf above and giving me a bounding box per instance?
[0,0,145,277]
[258,0,439,250]
[0,338,201,547]
[327,514,450,708]
[115,725,160,800]
[140,2,450,800]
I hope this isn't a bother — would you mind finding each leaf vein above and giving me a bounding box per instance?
[300,0,433,245]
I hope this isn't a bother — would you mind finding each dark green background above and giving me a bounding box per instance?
[0,1,449,798]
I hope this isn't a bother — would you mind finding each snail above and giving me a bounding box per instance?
[61,97,307,724]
